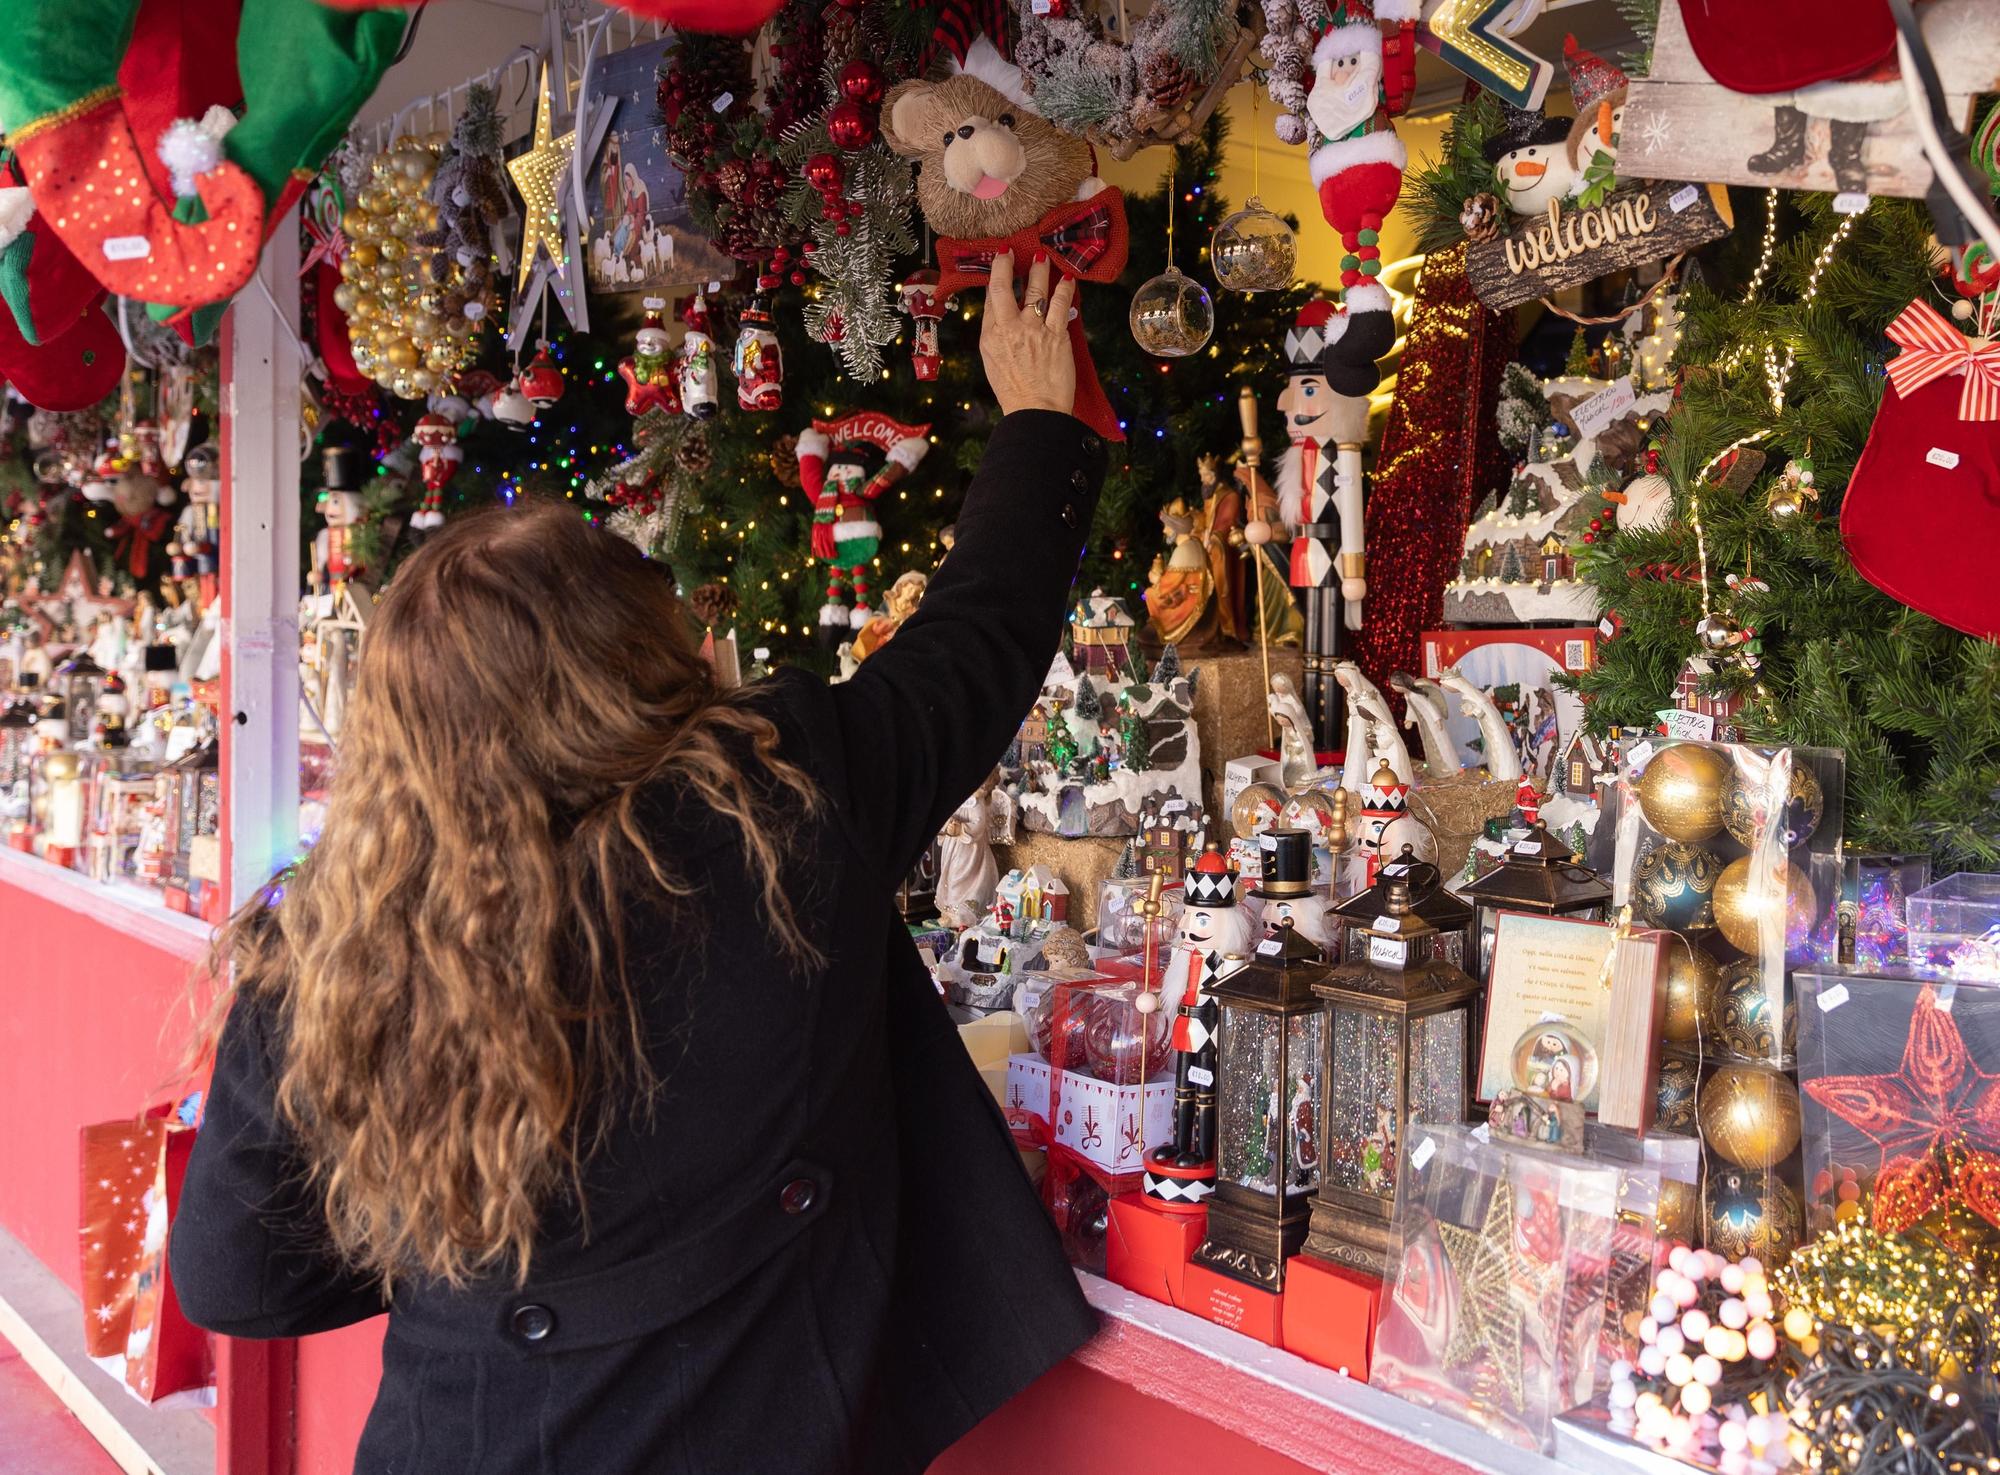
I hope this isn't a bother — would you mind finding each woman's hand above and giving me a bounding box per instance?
[979,250,1078,419]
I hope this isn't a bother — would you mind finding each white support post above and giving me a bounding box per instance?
[222,208,304,909]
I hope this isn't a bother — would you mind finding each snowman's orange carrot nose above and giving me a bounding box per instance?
[1597,100,1615,146]
[1514,159,1547,178]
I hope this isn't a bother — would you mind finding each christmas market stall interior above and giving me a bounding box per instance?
[4,0,2000,1472]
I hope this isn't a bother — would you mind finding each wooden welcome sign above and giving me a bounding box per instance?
[1465,180,1732,312]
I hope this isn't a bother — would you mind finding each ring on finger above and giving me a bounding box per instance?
[1023,296,1047,318]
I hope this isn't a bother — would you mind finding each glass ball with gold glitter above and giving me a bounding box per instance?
[1703,1167,1802,1262]
[1703,959,1796,1062]
[1712,856,1818,955]
[1700,1063,1801,1166]
[1129,265,1214,357]
[1660,936,1716,1047]
[1633,839,1724,931]
[1655,1055,1700,1134]
[1723,761,1824,849]
[1209,197,1297,294]
[1636,743,1733,842]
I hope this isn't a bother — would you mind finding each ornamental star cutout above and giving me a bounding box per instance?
[1437,1177,1527,1409]
[1802,985,2000,1232]
[506,64,578,296]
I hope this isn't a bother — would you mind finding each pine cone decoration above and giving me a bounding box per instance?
[688,581,739,628]
[1460,192,1503,243]
[771,434,801,488]
[1141,51,1201,113]
[715,157,751,203]
[674,429,713,477]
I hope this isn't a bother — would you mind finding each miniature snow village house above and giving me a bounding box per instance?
[994,865,1069,930]
[1069,590,1138,678]
[1674,657,1745,742]
[1136,791,1207,879]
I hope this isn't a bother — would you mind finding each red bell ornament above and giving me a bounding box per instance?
[826,100,877,153]
[516,344,567,408]
[838,58,884,106]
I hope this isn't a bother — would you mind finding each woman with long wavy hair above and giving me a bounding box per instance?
[170,254,1106,1474]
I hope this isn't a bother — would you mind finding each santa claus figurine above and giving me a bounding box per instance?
[410,413,462,531]
[1141,843,1256,1213]
[1244,299,1381,748]
[1305,0,1420,351]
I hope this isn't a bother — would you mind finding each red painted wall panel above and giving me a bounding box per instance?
[292,1322,384,1475]
[0,876,207,1288]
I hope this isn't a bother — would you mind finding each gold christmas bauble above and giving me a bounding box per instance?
[385,338,421,370]
[1699,1064,1801,1168]
[1723,762,1825,849]
[1637,743,1733,841]
[1661,936,1716,1046]
[331,282,360,315]
[1713,856,1817,955]
[1703,959,1796,1061]
[1658,1177,1700,1242]
[1632,840,1724,931]
[409,367,438,393]
[390,369,418,399]
[425,342,460,373]
[1703,1167,1803,1263]
[378,235,407,263]
[348,240,380,270]
[1655,1055,1700,1134]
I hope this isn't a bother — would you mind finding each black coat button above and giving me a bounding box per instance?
[1062,504,1080,529]
[511,1304,555,1343]
[1080,433,1102,457]
[1070,469,1090,492]
[781,1178,816,1215]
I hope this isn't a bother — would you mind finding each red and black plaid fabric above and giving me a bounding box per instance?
[924,0,1012,69]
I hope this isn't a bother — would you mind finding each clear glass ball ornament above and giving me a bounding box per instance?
[1210,196,1297,293]
[1129,265,1214,357]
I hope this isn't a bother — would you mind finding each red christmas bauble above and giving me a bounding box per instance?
[838,58,885,106]
[827,99,877,152]
[805,152,844,196]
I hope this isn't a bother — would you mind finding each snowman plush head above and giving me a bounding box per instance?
[1484,104,1576,216]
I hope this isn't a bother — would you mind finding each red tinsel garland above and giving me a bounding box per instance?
[1352,242,1512,708]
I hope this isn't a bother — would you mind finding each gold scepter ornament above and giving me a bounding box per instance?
[1238,385,1275,749]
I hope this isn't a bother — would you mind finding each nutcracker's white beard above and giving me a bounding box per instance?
[1276,442,1312,528]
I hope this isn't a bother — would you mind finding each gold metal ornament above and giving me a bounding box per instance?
[1723,762,1824,849]
[1699,1064,1801,1168]
[1636,743,1733,842]
[1702,958,1796,1061]
[1660,935,1715,1046]
[505,63,580,293]
[1712,856,1817,955]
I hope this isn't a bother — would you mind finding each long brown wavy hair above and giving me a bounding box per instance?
[210,501,818,1288]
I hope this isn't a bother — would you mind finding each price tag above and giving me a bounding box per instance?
[1410,1136,1436,1171]
[102,235,151,262]
[1382,862,1409,878]
[1163,798,1188,815]
[1627,739,1655,770]
[1928,447,1961,470]
[1815,982,1850,1012]
[1569,377,1638,442]
[1368,934,1409,967]
[1660,710,1717,742]
[1256,937,1285,957]
[1260,833,1279,852]
[1513,840,1543,856]
[1832,191,1872,216]
[711,92,735,113]
[1373,915,1399,933]
[1668,184,1700,215]
[1188,1066,1214,1088]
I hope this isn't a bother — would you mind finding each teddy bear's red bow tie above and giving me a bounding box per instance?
[933,189,1130,443]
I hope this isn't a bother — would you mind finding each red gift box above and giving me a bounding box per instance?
[1183,1261,1283,1347]
[1281,1254,1382,1378]
[1105,1193,1205,1309]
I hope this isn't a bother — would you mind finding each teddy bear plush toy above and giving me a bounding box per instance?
[882,39,1128,442]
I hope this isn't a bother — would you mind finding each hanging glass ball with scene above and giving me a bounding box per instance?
[1129,264,1213,357]
[1209,196,1297,293]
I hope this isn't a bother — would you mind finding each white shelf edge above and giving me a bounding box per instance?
[0,847,213,963]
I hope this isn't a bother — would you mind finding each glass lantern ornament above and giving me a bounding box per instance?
[1209,197,1297,293]
[1190,921,1331,1292]
[0,698,33,803]
[1330,845,1474,971]
[1302,877,1483,1277]
[1128,265,1214,357]
[165,738,219,888]
[51,652,107,747]
[1460,819,1612,982]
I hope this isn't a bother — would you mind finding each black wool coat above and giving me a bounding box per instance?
[170,409,1109,1474]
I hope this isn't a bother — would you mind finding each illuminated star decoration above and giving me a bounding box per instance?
[1418,0,1556,110]
[504,64,612,344]
[1802,984,2000,1233]
[1436,1177,1527,1408]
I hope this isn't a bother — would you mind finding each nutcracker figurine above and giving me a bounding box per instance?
[168,443,220,607]
[900,269,944,382]
[1245,298,1384,748]
[1143,843,1256,1212]
[795,411,931,632]
[732,284,784,412]
[312,446,367,595]
[678,290,720,421]
[617,298,683,418]
[410,414,462,530]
